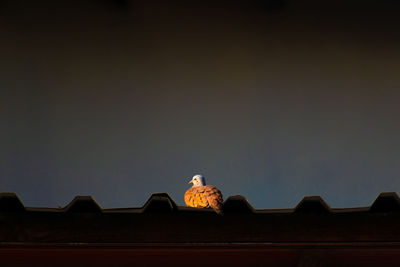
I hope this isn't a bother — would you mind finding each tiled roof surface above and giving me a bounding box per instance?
[1,192,400,243]
[2,192,400,265]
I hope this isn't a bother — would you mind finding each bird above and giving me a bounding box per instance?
[184,174,224,215]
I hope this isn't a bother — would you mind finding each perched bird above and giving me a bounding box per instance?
[184,174,224,214]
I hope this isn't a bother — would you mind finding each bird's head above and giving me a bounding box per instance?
[189,174,206,187]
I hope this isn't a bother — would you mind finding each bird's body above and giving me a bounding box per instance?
[184,175,223,214]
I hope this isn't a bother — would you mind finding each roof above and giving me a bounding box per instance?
[1,191,400,243]
[2,192,400,265]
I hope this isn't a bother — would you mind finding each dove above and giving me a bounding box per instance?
[184,174,224,214]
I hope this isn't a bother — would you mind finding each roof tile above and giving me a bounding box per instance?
[142,193,176,212]
[0,192,25,212]
[293,196,331,213]
[369,192,400,212]
[64,196,102,213]
[223,195,254,213]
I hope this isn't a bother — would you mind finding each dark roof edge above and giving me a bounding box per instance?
[1,192,399,214]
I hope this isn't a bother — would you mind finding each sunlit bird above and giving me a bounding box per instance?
[184,174,223,214]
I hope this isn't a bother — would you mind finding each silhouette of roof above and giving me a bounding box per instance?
[1,192,400,265]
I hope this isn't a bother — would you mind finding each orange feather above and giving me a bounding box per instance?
[185,185,223,214]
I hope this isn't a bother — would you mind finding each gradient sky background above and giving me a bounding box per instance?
[1,0,400,209]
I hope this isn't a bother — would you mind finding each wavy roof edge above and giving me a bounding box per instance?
[1,192,399,214]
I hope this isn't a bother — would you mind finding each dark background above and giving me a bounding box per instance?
[1,0,399,209]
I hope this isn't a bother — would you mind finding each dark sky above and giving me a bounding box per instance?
[1,0,400,209]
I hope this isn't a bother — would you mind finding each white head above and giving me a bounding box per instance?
[189,174,206,187]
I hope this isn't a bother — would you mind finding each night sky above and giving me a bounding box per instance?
[1,0,400,209]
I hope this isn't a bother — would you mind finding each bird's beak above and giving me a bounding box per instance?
[188,179,193,184]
